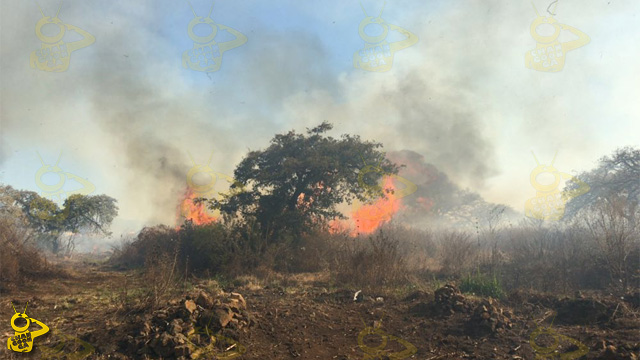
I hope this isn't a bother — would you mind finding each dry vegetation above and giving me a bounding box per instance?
[0,216,66,293]
[105,203,640,304]
[1,148,639,359]
[2,208,639,359]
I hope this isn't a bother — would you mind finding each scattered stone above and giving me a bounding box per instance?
[169,319,183,336]
[140,321,152,337]
[466,298,513,336]
[174,344,191,357]
[125,289,251,359]
[196,291,214,309]
[155,310,168,320]
[230,292,246,309]
[184,300,197,314]
[434,284,469,315]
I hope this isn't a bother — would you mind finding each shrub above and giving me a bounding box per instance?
[332,229,409,289]
[179,221,230,273]
[142,247,182,309]
[584,196,640,293]
[0,216,49,289]
[109,225,179,269]
[109,220,270,278]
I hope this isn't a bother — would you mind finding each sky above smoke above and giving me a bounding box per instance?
[1,0,639,235]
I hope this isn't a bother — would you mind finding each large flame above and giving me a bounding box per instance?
[331,176,401,236]
[177,188,218,226]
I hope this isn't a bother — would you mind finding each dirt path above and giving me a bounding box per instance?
[1,258,639,359]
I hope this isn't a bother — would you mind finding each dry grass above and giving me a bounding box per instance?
[331,229,409,289]
[437,231,477,277]
[108,208,639,299]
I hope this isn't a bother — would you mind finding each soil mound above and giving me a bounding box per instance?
[122,290,253,359]
[433,284,470,315]
[466,297,513,336]
[409,284,470,317]
[555,298,611,325]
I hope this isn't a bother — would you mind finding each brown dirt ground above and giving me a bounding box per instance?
[1,256,639,360]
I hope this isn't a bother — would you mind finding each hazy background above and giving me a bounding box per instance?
[1,0,638,238]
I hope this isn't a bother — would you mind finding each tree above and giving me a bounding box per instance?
[564,146,640,225]
[60,194,118,253]
[584,196,639,293]
[563,147,640,293]
[1,185,118,254]
[1,186,62,251]
[63,194,118,235]
[208,122,400,240]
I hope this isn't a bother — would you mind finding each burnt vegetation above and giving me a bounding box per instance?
[1,128,638,359]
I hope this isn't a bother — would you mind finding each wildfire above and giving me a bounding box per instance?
[177,188,218,227]
[331,176,402,236]
[416,196,435,212]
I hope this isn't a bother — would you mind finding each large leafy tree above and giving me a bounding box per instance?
[209,122,400,239]
[1,185,118,253]
[63,194,118,235]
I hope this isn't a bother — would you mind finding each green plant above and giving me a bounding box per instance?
[431,275,443,291]
[460,271,505,299]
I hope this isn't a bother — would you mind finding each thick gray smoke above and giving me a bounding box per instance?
[1,0,637,234]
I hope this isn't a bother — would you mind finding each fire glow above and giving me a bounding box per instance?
[177,188,217,226]
[331,176,401,236]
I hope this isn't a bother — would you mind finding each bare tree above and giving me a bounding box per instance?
[585,195,639,293]
[565,146,640,227]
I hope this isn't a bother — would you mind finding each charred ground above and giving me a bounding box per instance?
[0,251,639,360]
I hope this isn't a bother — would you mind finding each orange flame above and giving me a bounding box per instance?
[177,188,218,227]
[416,196,434,212]
[331,176,401,236]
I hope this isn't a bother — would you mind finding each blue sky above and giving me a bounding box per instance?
[1,0,639,235]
